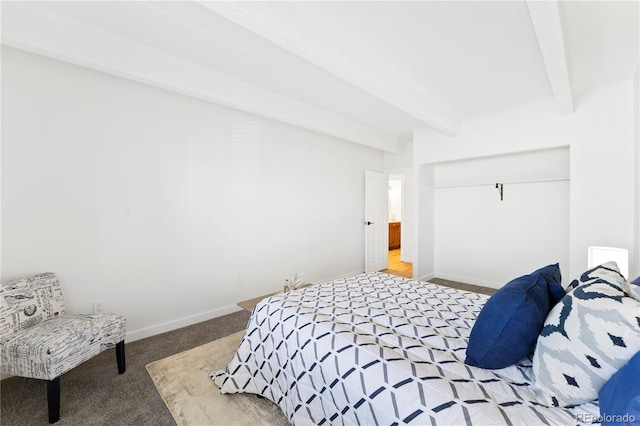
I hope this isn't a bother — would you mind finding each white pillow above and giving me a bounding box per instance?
[532,262,640,407]
[627,280,640,301]
[563,261,627,294]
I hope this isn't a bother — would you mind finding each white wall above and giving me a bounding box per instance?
[634,65,640,280]
[388,179,402,222]
[416,164,435,280]
[432,149,570,287]
[414,79,636,283]
[1,47,384,340]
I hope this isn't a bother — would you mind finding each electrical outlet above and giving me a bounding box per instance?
[93,300,106,314]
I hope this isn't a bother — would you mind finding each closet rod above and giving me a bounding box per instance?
[429,176,569,190]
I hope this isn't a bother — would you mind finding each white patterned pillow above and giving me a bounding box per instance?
[532,262,640,407]
[628,280,640,301]
[563,261,627,294]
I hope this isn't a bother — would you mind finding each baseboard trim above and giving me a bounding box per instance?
[433,272,501,289]
[125,304,242,343]
[127,270,371,342]
[418,273,435,282]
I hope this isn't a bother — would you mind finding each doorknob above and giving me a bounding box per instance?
[364,221,374,226]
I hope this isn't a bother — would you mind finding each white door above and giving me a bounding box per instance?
[365,170,389,272]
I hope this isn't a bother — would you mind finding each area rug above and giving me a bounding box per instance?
[146,331,289,426]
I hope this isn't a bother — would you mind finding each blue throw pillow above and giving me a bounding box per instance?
[632,276,640,286]
[540,263,565,304]
[599,350,640,425]
[465,264,562,369]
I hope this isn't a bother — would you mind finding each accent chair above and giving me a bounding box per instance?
[0,272,126,423]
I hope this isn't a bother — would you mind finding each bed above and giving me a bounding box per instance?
[213,272,601,425]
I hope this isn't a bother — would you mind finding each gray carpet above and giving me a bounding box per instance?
[0,310,251,426]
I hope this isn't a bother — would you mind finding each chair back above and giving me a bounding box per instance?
[0,272,66,339]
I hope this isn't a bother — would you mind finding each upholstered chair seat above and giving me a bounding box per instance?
[1,313,125,380]
[0,272,126,423]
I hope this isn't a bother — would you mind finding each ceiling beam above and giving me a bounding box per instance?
[198,1,462,136]
[1,2,400,153]
[527,0,574,115]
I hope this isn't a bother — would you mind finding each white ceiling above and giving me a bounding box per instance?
[2,1,638,153]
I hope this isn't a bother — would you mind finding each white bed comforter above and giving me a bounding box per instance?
[213,273,600,425]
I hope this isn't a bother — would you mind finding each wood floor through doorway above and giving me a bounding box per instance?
[381,249,412,278]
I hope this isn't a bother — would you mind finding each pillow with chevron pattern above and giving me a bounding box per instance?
[532,262,640,407]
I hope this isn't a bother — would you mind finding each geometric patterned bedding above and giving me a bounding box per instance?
[213,272,601,425]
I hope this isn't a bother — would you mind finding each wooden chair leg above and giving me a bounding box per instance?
[47,377,60,424]
[116,340,126,374]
